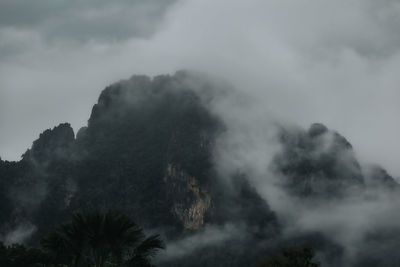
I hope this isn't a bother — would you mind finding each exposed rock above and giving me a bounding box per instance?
[165,164,211,229]
[2,71,399,266]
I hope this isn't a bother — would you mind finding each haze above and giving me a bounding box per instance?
[1,0,399,177]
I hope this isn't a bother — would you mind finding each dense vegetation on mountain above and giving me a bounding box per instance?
[0,210,164,267]
[0,71,399,266]
[257,245,320,267]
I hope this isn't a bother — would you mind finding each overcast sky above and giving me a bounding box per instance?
[1,0,400,176]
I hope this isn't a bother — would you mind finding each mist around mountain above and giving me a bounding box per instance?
[0,71,399,266]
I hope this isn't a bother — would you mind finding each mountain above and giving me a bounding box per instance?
[0,71,278,266]
[273,122,398,197]
[0,71,399,266]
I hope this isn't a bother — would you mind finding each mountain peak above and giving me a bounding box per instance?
[308,123,328,137]
[22,123,74,162]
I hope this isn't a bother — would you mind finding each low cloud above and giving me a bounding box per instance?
[157,223,245,262]
[0,0,177,43]
[1,1,400,265]
[2,0,400,177]
[2,222,37,245]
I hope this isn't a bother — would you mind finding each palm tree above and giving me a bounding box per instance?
[41,210,164,267]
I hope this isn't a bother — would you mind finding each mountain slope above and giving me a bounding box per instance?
[0,71,399,266]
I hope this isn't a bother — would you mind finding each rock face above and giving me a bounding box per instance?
[1,71,399,266]
[0,71,277,255]
[272,122,399,201]
[67,71,227,233]
[0,123,76,243]
[273,123,366,197]
[164,164,211,229]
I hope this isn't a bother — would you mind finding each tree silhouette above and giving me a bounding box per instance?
[41,210,164,267]
[0,241,49,267]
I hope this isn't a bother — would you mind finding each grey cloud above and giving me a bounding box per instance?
[1,0,400,176]
[1,0,400,175]
[2,222,37,245]
[157,224,245,262]
[254,0,400,59]
[2,0,400,265]
[0,0,177,42]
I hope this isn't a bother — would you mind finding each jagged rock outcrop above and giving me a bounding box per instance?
[22,123,74,164]
[164,164,211,229]
[274,123,365,197]
[273,123,398,198]
[0,123,76,244]
[66,72,225,234]
[1,72,399,266]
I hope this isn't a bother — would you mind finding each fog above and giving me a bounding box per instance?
[1,2,400,264]
[157,223,245,262]
[1,0,399,178]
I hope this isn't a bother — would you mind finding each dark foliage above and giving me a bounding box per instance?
[41,210,164,267]
[257,244,320,267]
[0,241,49,267]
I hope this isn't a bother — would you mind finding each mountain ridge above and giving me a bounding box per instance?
[0,71,399,266]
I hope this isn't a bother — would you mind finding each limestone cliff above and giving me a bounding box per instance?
[164,164,211,229]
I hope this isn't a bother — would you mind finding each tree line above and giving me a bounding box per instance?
[1,210,164,267]
[0,210,320,267]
